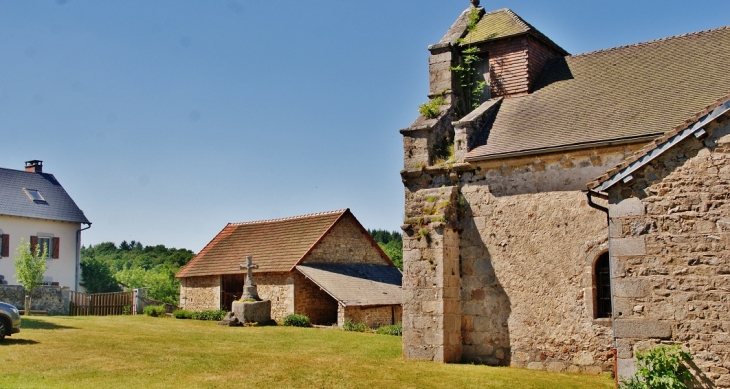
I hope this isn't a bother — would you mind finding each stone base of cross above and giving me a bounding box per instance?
[239,255,260,301]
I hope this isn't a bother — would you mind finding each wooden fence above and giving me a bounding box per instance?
[68,291,133,316]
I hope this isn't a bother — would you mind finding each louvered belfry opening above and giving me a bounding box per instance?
[595,253,612,319]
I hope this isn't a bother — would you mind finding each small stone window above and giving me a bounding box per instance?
[594,252,612,318]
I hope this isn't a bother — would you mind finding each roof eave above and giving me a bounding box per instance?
[465,134,662,162]
[591,97,730,192]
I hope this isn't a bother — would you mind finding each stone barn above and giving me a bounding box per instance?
[400,1,730,385]
[176,209,402,328]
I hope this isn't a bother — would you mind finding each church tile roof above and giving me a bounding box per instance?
[466,26,730,161]
[461,8,568,55]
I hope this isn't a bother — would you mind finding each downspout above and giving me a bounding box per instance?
[584,189,618,386]
[75,222,92,292]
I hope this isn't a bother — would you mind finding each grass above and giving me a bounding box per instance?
[0,316,615,389]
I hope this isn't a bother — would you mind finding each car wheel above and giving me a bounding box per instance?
[0,319,6,341]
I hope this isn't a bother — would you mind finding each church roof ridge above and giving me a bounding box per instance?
[572,24,730,59]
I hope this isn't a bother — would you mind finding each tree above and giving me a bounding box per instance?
[14,239,48,315]
[80,257,122,293]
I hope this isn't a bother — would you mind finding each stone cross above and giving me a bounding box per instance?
[239,256,260,301]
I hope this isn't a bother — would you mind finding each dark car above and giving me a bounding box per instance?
[0,301,21,340]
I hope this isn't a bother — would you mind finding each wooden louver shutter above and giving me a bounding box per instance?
[52,237,60,259]
[1,234,8,257]
[30,235,38,256]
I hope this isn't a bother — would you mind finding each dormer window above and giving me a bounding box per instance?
[23,188,46,203]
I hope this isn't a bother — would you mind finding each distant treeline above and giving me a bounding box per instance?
[367,229,403,270]
[80,241,195,305]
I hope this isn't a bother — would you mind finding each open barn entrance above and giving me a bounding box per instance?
[221,274,245,311]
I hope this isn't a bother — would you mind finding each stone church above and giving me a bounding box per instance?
[176,209,402,328]
[400,2,730,385]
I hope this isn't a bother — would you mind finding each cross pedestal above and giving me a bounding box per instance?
[239,255,260,301]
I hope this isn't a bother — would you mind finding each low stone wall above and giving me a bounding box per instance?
[0,285,69,315]
[339,305,402,328]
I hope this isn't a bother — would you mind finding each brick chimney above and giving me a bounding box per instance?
[24,160,43,173]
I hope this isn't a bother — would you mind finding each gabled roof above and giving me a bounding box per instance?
[0,167,90,224]
[296,264,402,307]
[466,26,730,161]
[176,209,392,278]
[461,8,568,55]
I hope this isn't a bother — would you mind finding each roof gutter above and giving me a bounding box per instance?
[465,134,661,163]
[582,189,618,373]
[75,222,91,292]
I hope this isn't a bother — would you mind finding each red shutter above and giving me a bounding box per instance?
[1,234,8,257]
[30,235,38,256]
[52,237,60,259]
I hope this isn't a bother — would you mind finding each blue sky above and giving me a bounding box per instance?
[1,1,728,252]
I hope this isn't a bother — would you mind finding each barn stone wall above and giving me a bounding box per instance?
[607,116,730,387]
[293,272,338,325]
[180,275,220,311]
[303,215,389,266]
[255,273,294,323]
[339,305,403,329]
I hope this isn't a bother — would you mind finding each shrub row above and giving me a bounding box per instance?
[342,321,370,332]
[283,314,310,327]
[142,305,166,317]
[191,309,227,321]
[376,324,402,336]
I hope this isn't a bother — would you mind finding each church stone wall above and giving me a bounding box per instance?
[303,215,389,266]
[457,146,638,373]
[180,275,220,311]
[607,116,730,387]
[402,143,645,372]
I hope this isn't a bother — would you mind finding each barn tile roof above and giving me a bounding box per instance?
[0,167,90,224]
[461,8,568,55]
[296,264,402,307]
[466,26,730,161]
[177,209,373,278]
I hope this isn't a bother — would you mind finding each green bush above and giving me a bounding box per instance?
[376,324,402,336]
[418,96,446,119]
[282,314,310,327]
[143,305,166,317]
[190,309,226,321]
[342,321,370,332]
[172,309,193,319]
[619,344,693,389]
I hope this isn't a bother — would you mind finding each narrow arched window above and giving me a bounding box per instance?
[595,253,612,318]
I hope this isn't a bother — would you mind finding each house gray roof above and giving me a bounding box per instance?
[0,168,90,224]
[466,26,730,161]
[296,264,402,307]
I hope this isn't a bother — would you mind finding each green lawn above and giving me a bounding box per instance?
[0,316,615,389]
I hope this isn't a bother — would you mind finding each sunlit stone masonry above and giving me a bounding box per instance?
[400,2,730,385]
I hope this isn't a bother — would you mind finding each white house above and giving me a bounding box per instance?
[0,160,91,291]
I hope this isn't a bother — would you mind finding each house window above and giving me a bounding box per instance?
[595,252,612,318]
[30,235,59,259]
[38,237,51,258]
[23,188,46,202]
[0,232,7,258]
